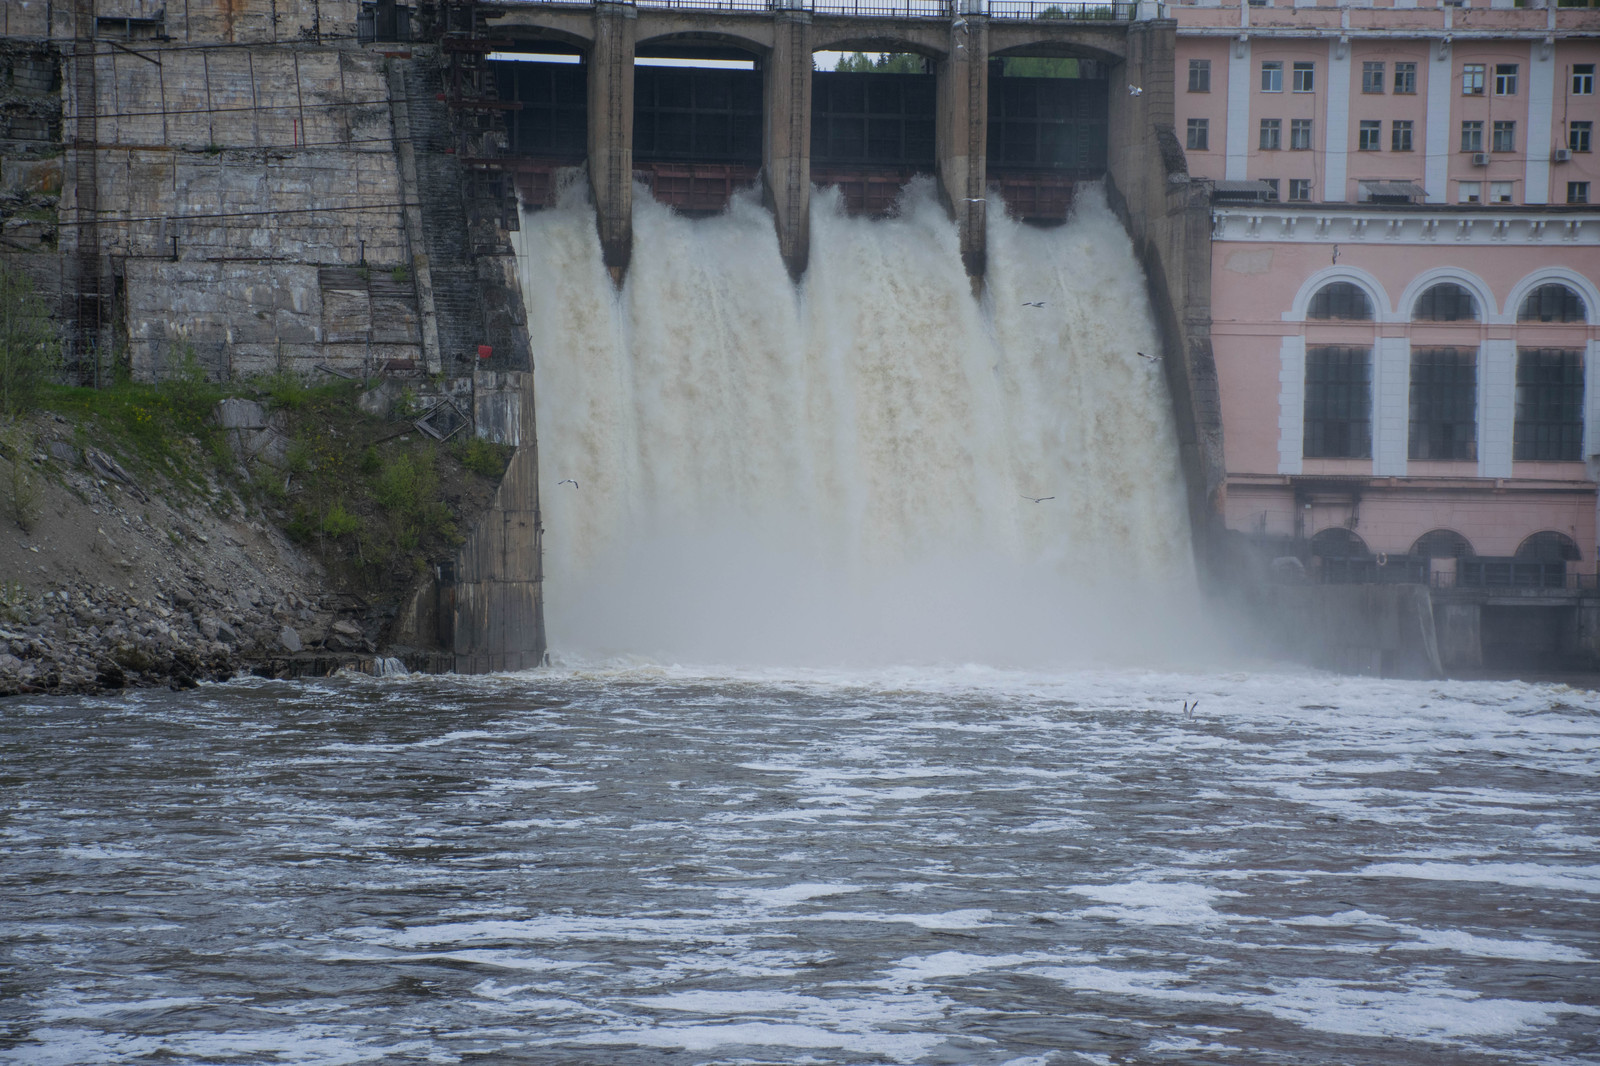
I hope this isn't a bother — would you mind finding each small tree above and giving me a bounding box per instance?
[0,263,60,417]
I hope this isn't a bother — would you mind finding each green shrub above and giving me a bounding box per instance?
[321,501,362,537]
[0,264,61,417]
[453,436,511,478]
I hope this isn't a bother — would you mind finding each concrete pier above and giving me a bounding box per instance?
[763,6,812,280]
[588,1,637,282]
[936,9,988,281]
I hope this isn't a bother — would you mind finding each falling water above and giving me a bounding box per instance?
[513,178,1202,665]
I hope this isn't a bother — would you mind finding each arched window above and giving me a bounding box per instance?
[1309,527,1369,558]
[1308,282,1374,321]
[1515,531,1581,562]
[1518,284,1587,323]
[1411,529,1475,558]
[1414,282,1478,322]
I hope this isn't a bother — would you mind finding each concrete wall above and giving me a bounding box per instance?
[1104,19,1229,584]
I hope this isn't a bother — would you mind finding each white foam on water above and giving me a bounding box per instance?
[515,181,1207,669]
[1358,861,1600,894]
[1064,881,1246,927]
[550,1021,946,1062]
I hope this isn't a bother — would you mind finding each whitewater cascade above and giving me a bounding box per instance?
[513,179,1202,666]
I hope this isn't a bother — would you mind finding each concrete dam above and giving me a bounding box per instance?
[4,0,1222,670]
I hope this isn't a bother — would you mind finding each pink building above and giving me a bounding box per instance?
[1173,0,1600,668]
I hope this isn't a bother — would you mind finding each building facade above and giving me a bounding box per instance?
[1173,0,1600,667]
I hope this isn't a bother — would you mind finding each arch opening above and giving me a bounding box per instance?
[1308,282,1374,321]
[1414,282,1479,323]
[1518,283,1588,324]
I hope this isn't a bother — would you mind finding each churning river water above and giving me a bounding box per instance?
[3,665,1598,1065]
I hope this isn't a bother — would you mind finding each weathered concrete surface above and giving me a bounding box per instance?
[1270,585,1443,680]
[763,10,811,279]
[1103,19,1226,586]
[935,12,988,280]
[588,1,637,281]
[1435,602,1484,672]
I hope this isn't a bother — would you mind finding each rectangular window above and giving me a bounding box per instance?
[1495,63,1518,95]
[1262,61,1283,93]
[1514,349,1584,462]
[1458,181,1482,203]
[1461,121,1484,152]
[1394,62,1417,95]
[1462,63,1485,95]
[1359,120,1382,151]
[1573,63,1594,95]
[1293,62,1315,93]
[1187,117,1209,151]
[1392,120,1414,151]
[1410,348,1478,462]
[1304,347,1373,460]
[1260,118,1282,150]
[1291,118,1314,150]
[1493,120,1516,152]
[1288,178,1312,201]
[1188,59,1211,92]
[1362,61,1385,94]
[1489,181,1514,203]
[1570,181,1591,204]
[1571,121,1593,153]
[1261,178,1280,200]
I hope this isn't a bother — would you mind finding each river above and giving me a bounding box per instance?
[3,665,1597,1064]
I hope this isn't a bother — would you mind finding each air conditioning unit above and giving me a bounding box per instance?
[1552,147,1573,163]
[1471,152,1490,166]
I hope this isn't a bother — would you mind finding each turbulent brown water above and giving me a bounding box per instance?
[2,667,1598,1064]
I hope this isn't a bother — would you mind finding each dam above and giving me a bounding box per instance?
[1,0,1221,670]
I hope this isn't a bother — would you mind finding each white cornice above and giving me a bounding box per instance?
[1212,205,1600,245]
[1178,27,1598,39]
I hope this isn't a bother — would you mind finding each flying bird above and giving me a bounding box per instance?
[1023,301,1045,308]
[1128,84,1143,96]
[961,197,987,203]
[1184,699,1200,718]
[1137,351,1159,362]
[1021,495,1055,503]
[558,479,579,488]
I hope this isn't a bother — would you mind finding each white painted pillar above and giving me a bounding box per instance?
[1585,339,1600,462]
[1525,41,1554,205]
[1480,339,1515,478]
[1424,39,1453,203]
[1374,336,1410,476]
[1226,38,1252,181]
[1323,40,1351,202]
[1278,334,1305,474]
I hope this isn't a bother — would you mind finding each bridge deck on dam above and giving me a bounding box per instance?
[440,0,1156,278]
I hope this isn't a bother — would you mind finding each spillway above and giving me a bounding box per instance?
[513,179,1201,666]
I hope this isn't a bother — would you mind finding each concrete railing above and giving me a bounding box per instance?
[490,0,1144,20]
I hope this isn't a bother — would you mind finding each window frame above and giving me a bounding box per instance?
[1409,346,1479,462]
[1489,181,1514,203]
[1290,117,1314,150]
[1569,181,1591,205]
[1518,284,1587,324]
[1392,120,1414,152]
[1494,63,1519,95]
[1292,61,1316,93]
[1362,61,1385,94]
[1462,63,1486,95]
[1573,63,1594,96]
[1308,282,1374,321]
[1261,61,1283,93]
[1186,117,1209,151]
[1514,348,1584,462]
[1415,282,1479,322]
[1571,121,1593,153]
[1394,62,1417,95]
[1358,120,1382,151]
[1303,346,1374,460]
[1461,120,1484,153]
[1458,181,1482,204]
[1288,178,1313,202]
[1187,58,1211,93]
[1492,120,1516,153]
[1260,117,1282,150]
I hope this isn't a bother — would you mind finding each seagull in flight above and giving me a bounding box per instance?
[961,197,987,202]
[1023,301,1045,308]
[557,479,579,488]
[1184,699,1200,718]
[1021,494,1055,503]
[1128,83,1143,96]
[1136,351,1159,362]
